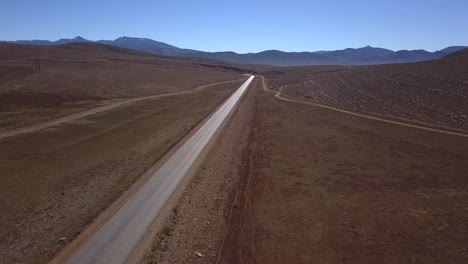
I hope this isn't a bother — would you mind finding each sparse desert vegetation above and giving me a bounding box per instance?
[1,41,467,264]
[264,49,468,130]
[142,51,468,264]
[0,79,246,264]
[3,1,468,263]
[0,43,254,264]
[0,43,252,131]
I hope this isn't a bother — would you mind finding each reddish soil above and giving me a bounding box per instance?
[138,76,260,264]
[2,44,467,264]
[0,81,242,264]
[143,76,468,264]
[0,43,259,130]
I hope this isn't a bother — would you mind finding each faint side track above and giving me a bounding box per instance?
[0,78,244,140]
[261,76,468,138]
[215,87,260,264]
[276,65,468,130]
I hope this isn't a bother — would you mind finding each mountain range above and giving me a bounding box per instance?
[6,36,467,66]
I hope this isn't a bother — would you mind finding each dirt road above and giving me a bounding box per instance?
[261,76,468,137]
[0,79,245,140]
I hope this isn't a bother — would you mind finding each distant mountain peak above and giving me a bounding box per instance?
[5,36,467,66]
[73,36,87,41]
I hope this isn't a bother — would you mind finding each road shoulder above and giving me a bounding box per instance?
[137,77,259,264]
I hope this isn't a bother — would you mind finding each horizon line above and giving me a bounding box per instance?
[2,36,466,54]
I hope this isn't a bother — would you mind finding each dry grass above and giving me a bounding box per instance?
[0,80,243,264]
[263,50,468,130]
[0,43,258,130]
[218,80,468,264]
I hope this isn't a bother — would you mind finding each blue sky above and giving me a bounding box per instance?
[1,0,467,53]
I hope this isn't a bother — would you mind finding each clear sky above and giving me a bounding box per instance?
[1,0,467,53]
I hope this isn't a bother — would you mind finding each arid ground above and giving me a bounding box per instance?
[0,42,252,131]
[1,43,467,264]
[142,52,468,264]
[0,43,254,264]
[263,49,468,130]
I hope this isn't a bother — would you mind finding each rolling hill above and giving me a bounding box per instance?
[5,36,466,66]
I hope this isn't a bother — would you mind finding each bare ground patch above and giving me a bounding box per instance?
[0,80,243,264]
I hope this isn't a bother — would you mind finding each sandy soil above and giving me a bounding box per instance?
[143,77,468,264]
[0,80,243,264]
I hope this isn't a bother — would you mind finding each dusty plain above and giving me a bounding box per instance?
[0,43,254,264]
[143,52,468,264]
[264,49,468,130]
[0,42,251,131]
[1,43,467,264]
[0,79,247,264]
